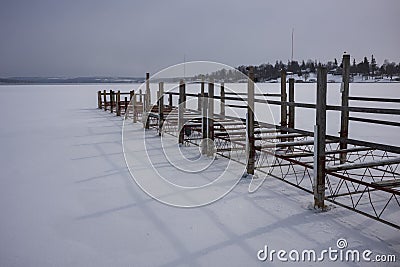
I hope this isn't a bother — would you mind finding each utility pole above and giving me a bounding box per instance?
[291,28,294,63]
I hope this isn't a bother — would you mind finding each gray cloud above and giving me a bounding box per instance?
[0,0,399,77]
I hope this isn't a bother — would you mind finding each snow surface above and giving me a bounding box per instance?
[0,84,399,266]
[275,73,400,84]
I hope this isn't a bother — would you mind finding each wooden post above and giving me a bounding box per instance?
[129,90,135,115]
[183,82,187,110]
[158,82,164,136]
[207,81,214,156]
[103,90,107,111]
[201,77,205,96]
[247,67,255,176]
[340,54,350,164]
[168,93,173,108]
[124,97,128,113]
[197,93,202,111]
[201,93,209,155]
[314,67,327,209]
[142,76,150,128]
[131,90,137,123]
[200,77,205,110]
[116,90,121,116]
[145,72,151,112]
[288,78,295,133]
[110,90,114,113]
[198,78,205,112]
[97,91,102,109]
[140,89,145,126]
[178,80,185,144]
[280,70,287,141]
[220,82,225,118]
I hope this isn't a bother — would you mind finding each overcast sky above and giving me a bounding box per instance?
[0,0,399,77]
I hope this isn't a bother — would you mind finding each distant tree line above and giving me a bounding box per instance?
[194,55,400,82]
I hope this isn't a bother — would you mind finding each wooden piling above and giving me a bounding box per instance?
[97,91,102,109]
[116,90,121,116]
[169,93,173,108]
[131,91,138,123]
[145,72,150,112]
[314,67,327,209]
[130,90,134,102]
[183,82,187,110]
[201,93,209,155]
[201,77,205,96]
[103,90,107,111]
[340,54,350,164]
[220,82,225,118]
[143,74,150,128]
[197,93,202,111]
[124,97,128,113]
[200,77,205,111]
[178,80,185,144]
[288,78,295,143]
[158,82,164,136]
[110,90,114,113]
[280,70,287,141]
[207,81,215,156]
[247,67,255,175]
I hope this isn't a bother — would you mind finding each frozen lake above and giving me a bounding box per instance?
[0,83,399,266]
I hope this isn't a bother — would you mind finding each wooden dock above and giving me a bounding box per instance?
[97,54,400,230]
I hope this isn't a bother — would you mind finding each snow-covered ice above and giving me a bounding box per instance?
[0,84,398,266]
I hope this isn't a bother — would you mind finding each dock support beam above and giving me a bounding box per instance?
[220,82,225,118]
[178,80,185,144]
[314,67,327,209]
[201,77,205,96]
[288,78,295,143]
[247,67,255,176]
[97,91,102,109]
[110,90,114,113]
[207,82,215,156]
[158,82,164,136]
[103,90,107,111]
[131,91,138,123]
[198,77,205,112]
[145,72,151,110]
[169,93,173,108]
[280,70,287,141]
[144,73,150,129]
[124,97,128,114]
[197,93,202,111]
[116,90,121,116]
[201,93,209,155]
[340,54,350,164]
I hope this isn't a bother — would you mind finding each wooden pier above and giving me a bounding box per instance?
[97,55,400,230]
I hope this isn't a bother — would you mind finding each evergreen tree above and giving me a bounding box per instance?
[371,55,377,77]
[306,60,315,73]
[201,56,400,82]
[363,57,370,79]
[351,58,357,75]
[301,60,306,70]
